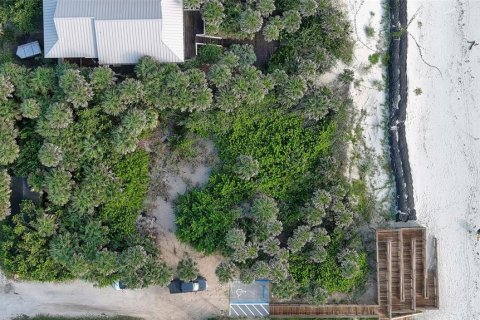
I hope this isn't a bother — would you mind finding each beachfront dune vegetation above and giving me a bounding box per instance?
[173,0,370,301]
[0,0,372,303]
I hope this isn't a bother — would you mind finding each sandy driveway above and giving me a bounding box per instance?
[0,274,226,320]
[406,0,480,318]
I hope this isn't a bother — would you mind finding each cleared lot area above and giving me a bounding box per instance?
[0,271,228,320]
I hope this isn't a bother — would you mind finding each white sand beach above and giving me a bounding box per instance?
[406,0,480,318]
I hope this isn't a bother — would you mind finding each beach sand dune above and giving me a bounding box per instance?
[406,0,480,318]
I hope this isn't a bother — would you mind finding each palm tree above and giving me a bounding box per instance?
[30,66,56,96]
[121,108,147,136]
[33,214,57,237]
[263,16,283,41]
[272,277,299,300]
[234,155,259,180]
[252,261,270,279]
[256,0,275,17]
[45,102,73,129]
[229,44,256,66]
[135,56,160,80]
[308,286,328,305]
[0,118,19,165]
[282,10,302,33]
[0,75,14,102]
[38,142,63,167]
[101,89,126,116]
[287,225,313,253]
[59,69,93,109]
[49,232,76,266]
[119,78,144,105]
[240,9,263,35]
[298,0,318,17]
[208,64,232,88]
[338,249,360,279]
[215,260,236,283]
[251,195,279,223]
[0,169,11,220]
[89,66,116,92]
[184,0,202,10]
[44,168,74,206]
[20,99,41,119]
[176,255,199,282]
[201,0,225,32]
[94,250,119,278]
[225,228,246,250]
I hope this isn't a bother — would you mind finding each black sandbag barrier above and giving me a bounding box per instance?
[388,0,417,221]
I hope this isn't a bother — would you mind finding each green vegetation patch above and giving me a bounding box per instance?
[101,150,150,240]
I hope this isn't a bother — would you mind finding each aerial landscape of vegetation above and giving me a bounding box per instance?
[0,0,387,313]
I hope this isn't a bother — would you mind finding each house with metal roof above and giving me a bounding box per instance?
[43,0,184,65]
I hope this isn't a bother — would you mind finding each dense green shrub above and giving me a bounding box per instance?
[0,116,19,165]
[269,1,354,74]
[289,231,368,294]
[175,182,247,253]
[100,151,149,240]
[177,256,199,281]
[0,0,41,36]
[215,260,236,283]
[0,170,11,220]
[0,201,70,281]
[196,0,322,40]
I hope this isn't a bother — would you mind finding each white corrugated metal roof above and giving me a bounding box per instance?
[95,20,180,64]
[43,0,58,56]
[161,0,184,61]
[43,0,184,64]
[16,41,42,59]
[55,0,162,20]
[49,17,97,58]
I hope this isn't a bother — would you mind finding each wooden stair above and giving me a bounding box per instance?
[376,228,439,320]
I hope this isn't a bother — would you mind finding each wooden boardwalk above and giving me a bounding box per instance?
[270,304,380,318]
[269,228,439,320]
[194,33,279,68]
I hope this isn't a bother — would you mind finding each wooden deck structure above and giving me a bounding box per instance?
[194,33,279,68]
[184,10,279,67]
[184,10,204,60]
[270,228,439,319]
[376,228,439,319]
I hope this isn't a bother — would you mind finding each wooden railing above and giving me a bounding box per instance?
[269,304,380,318]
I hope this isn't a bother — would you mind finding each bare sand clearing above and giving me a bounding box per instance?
[345,0,393,214]
[406,0,480,318]
[0,156,228,320]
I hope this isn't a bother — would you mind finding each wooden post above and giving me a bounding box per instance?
[434,237,439,308]
[411,239,417,311]
[387,240,393,319]
[399,229,405,302]
[423,230,428,299]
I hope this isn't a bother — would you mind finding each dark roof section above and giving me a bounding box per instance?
[10,177,40,214]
